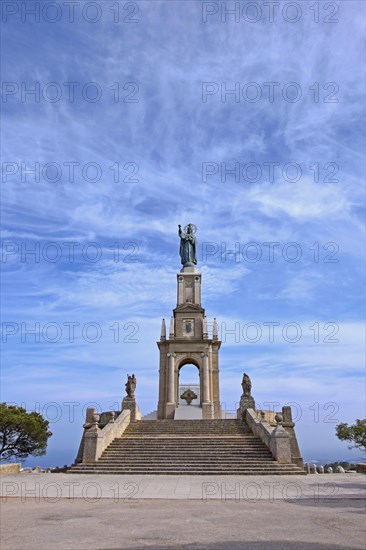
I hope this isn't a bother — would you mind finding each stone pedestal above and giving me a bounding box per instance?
[281,406,304,469]
[156,266,221,420]
[122,396,139,421]
[270,424,292,464]
[237,395,256,421]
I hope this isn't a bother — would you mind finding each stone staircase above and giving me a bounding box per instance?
[69,420,305,475]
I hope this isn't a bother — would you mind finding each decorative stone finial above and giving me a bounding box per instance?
[90,413,100,431]
[203,316,208,339]
[169,316,174,339]
[160,318,166,341]
[212,318,218,340]
[275,412,283,425]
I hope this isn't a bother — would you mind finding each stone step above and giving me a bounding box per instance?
[104,450,270,453]
[111,435,259,441]
[110,437,262,441]
[96,462,279,466]
[105,443,267,447]
[111,439,263,450]
[102,447,272,453]
[72,463,298,470]
[126,430,250,437]
[125,421,249,432]
[98,458,273,467]
[99,453,273,463]
[127,422,244,425]
[127,425,247,429]
[70,468,304,475]
[126,427,248,432]
[99,458,273,463]
[110,439,262,443]
[125,434,250,437]
[92,467,280,472]
[121,435,252,438]
[100,452,273,457]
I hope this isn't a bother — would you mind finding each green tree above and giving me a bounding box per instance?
[335,419,366,451]
[0,403,52,462]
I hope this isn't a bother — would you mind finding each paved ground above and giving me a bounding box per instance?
[1,473,365,549]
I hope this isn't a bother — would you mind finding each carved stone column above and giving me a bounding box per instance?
[201,353,213,419]
[165,352,176,419]
[202,353,210,402]
[167,353,176,403]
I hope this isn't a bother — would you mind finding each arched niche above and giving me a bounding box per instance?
[176,357,202,405]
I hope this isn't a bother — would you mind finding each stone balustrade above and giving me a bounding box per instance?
[82,409,131,464]
[246,408,292,464]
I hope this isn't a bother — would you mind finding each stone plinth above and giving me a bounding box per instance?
[270,424,292,464]
[281,405,304,469]
[122,396,140,421]
[157,265,221,420]
[237,395,256,421]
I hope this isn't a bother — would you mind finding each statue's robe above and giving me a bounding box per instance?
[179,231,197,265]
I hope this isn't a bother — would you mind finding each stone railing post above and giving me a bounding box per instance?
[281,405,304,468]
[270,413,292,464]
[82,414,104,464]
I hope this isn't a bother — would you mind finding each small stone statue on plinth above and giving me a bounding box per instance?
[237,373,256,422]
[125,374,136,397]
[122,373,139,421]
[242,373,252,396]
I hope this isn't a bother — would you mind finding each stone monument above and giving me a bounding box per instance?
[157,224,221,419]
[71,224,304,474]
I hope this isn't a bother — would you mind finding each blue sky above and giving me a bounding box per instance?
[1,0,365,467]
